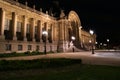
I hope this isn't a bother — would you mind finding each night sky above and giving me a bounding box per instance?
[18,0,120,46]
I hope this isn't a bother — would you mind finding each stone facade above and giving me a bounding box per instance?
[0,0,96,53]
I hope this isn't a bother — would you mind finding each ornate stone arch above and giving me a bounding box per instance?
[68,11,81,28]
[68,11,81,48]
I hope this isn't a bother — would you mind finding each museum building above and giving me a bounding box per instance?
[0,0,96,53]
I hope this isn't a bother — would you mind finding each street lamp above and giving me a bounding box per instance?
[42,31,48,54]
[71,36,75,52]
[95,41,98,49]
[89,30,94,54]
[107,39,109,50]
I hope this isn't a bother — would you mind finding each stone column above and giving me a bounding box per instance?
[51,24,54,43]
[30,18,35,42]
[67,21,71,41]
[0,8,5,40]
[66,20,69,41]
[37,20,41,41]
[52,22,57,51]
[23,16,27,41]
[40,21,42,42]
[64,20,67,41]
[64,20,69,50]
[12,12,17,40]
[65,20,70,41]
[52,22,55,42]
[54,22,57,42]
[45,22,48,42]
[59,20,64,41]
[79,26,82,47]
[57,19,66,52]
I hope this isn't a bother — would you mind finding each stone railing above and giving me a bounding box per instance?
[2,0,56,20]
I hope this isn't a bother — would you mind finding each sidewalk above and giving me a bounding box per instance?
[0,51,120,66]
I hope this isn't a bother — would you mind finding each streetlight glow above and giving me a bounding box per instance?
[89,29,94,54]
[107,39,109,42]
[95,42,98,44]
[89,30,94,35]
[71,36,75,52]
[71,36,75,40]
[89,40,91,43]
[107,39,110,50]
[42,31,48,35]
[42,30,48,54]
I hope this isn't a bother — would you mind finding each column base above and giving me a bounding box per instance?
[42,40,48,43]
[52,41,56,44]
[39,40,43,43]
[0,42,5,53]
[13,36,17,41]
[23,37,27,41]
[32,38,35,42]
[57,40,66,52]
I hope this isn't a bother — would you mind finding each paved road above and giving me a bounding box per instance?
[0,51,120,66]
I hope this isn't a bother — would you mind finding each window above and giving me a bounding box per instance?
[17,22,22,32]
[26,24,30,33]
[4,19,11,30]
[5,44,11,51]
[18,45,22,50]
[28,45,32,50]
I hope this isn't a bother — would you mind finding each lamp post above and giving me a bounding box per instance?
[42,31,48,54]
[89,30,94,54]
[95,41,98,49]
[107,39,109,50]
[89,40,92,50]
[71,36,75,52]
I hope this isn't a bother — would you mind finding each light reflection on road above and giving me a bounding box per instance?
[94,51,120,58]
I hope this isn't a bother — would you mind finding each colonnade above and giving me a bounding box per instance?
[0,8,56,43]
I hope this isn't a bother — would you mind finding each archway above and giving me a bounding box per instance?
[68,11,82,49]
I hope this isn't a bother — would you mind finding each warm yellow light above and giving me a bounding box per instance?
[89,30,94,35]
[71,36,75,40]
[107,39,109,42]
[42,31,48,35]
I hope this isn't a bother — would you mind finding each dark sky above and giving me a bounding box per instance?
[18,0,120,46]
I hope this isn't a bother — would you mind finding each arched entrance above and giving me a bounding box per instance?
[68,11,82,49]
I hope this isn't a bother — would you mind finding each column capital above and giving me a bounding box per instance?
[30,17,35,42]
[0,8,6,12]
[13,11,17,16]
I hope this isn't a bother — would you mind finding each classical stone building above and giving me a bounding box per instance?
[0,0,96,53]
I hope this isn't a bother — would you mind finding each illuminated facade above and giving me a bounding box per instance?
[0,0,96,53]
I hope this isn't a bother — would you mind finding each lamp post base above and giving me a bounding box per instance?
[92,49,94,54]
[44,44,46,54]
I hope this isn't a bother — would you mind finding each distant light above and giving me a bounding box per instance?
[79,26,82,29]
[89,30,94,35]
[42,31,48,35]
[107,39,109,42]
[71,36,75,40]
[100,43,102,45]
[103,44,107,46]
[89,40,91,43]
[95,42,98,44]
